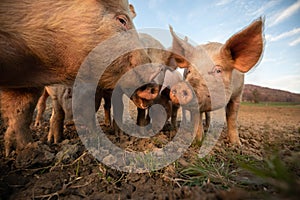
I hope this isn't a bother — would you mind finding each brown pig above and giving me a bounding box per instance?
[169,18,264,145]
[0,1,158,156]
[135,69,183,131]
[128,33,184,132]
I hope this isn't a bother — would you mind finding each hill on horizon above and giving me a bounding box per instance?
[242,84,300,103]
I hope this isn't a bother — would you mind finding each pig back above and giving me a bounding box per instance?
[139,33,168,64]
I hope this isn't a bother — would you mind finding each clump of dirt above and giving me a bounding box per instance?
[0,103,299,199]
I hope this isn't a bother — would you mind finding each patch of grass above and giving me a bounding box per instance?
[180,155,240,189]
[178,146,300,196]
[239,151,300,199]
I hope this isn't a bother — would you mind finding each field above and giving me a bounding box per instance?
[0,102,299,199]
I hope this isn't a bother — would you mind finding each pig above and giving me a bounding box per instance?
[35,87,73,128]
[135,70,183,131]
[128,33,184,132]
[129,33,174,108]
[40,86,73,143]
[182,67,211,132]
[169,18,264,145]
[34,85,112,143]
[0,1,161,156]
[112,32,171,133]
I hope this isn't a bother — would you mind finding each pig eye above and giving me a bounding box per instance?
[210,65,223,75]
[184,69,191,78]
[116,15,128,29]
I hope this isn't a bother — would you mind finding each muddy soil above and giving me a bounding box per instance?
[0,102,299,200]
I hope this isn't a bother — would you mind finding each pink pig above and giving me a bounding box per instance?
[169,18,264,145]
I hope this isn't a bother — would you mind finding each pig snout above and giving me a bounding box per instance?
[170,81,193,105]
[131,83,160,109]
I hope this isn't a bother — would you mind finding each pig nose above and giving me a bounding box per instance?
[151,88,156,94]
[182,90,188,97]
[170,81,193,105]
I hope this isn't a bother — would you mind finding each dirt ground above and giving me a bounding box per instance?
[0,102,299,200]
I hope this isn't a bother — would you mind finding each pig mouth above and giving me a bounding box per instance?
[170,81,193,105]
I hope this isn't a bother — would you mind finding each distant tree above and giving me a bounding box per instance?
[252,89,260,103]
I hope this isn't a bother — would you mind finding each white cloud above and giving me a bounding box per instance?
[267,27,300,42]
[216,0,233,6]
[289,36,300,46]
[251,0,282,16]
[269,0,300,27]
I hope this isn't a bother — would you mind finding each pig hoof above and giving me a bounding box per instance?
[5,145,13,157]
[229,139,242,146]
[169,124,178,131]
[34,120,43,127]
[16,134,34,151]
[104,121,111,127]
[192,139,203,147]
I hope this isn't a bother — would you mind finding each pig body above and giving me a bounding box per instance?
[169,19,264,145]
[34,85,112,143]
[0,0,154,156]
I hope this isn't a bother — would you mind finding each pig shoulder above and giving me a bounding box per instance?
[230,70,245,99]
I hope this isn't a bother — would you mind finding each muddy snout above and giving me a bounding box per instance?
[170,81,193,105]
[131,83,160,109]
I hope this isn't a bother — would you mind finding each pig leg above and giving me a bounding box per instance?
[112,86,124,135]
[200,112,211,132]
[0,88,42,156]
[48,97,65,143]
[34,88,49,127]
[181,108,188,125]
[190,110,202,142]
[226,97,242,145]
[170,104,179,130]
[103,91,112,127]
[204,112,210,132]
[136,108,147,134]
[137,108,148,126]
[197,113,204,142]
[194,112,211,141]
[95,88,102,112]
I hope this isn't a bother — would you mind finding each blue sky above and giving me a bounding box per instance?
[130,0,300,94]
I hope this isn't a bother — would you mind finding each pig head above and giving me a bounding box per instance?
[169,18,264,144]
[0,0,151,88]
[127,33,174,109]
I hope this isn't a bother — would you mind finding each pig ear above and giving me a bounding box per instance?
[221,18,264,73]
[169,26,194,68]
[129,4,136,19]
